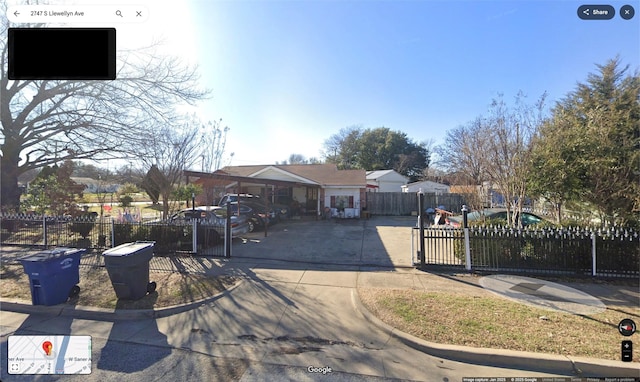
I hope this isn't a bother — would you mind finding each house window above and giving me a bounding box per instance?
[330,195,354,209]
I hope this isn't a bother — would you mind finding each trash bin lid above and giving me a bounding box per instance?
[19,247,85,262]
[103,242,155,257]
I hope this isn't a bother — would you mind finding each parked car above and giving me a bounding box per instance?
[218,193,260,206]
[218,193,290,220]
[165,207,250,239]
[223,202,273,232]
[242,201,279,222]
[446,208,543,228]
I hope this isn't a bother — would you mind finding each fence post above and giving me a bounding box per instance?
[462,205,471,271]
[592,232,597,277]
[225,202,231,258]
[192,220,198,254]
[43,216,47,247]
[110,218,115,248]
[418,189,425,267]
[411,227,415,265]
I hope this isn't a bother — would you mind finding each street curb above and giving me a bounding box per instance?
[350,289,640,378]
[0,279,245,321]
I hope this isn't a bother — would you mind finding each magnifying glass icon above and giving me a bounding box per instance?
[115,10,123,17]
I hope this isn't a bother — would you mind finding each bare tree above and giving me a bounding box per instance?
[435,118,489,187]
[198,118,231,172]
[483,92,546,226]
[437,93,546,226]
[0,4,208,210]
[140,124,200,219]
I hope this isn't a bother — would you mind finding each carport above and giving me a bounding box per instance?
[183,170,322,236]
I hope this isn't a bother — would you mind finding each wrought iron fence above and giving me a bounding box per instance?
[415,225,639,278]
[0,214,226,256]
[413,227,464,266]
[466,226,593,275]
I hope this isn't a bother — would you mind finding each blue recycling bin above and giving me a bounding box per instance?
[19,248,85,306]
[102,242,156,300]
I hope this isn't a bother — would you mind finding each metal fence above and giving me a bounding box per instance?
[413,225,640,278]
[0,215,227,257]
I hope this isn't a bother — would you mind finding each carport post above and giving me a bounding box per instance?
[264,184,268,238]
[418,189,425,267]
[192,219,198,254]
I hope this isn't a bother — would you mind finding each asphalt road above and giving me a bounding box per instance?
[1,217,632,381]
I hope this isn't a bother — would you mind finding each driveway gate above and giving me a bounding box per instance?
[412,226,465,267]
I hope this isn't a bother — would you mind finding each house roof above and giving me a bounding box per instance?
[366,170,392,179]
[366,169,409,181]
[217,164,366,187]
[70,177,100,186]
[403,180,449,188]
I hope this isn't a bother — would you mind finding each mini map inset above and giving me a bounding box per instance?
[8,335,91,375]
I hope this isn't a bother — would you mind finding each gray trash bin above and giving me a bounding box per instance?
[102,241,156,300]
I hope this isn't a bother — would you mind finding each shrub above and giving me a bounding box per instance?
[119,195,133,208]
[70,212,97,239]
[113,223,133,245]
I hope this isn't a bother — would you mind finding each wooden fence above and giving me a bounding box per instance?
[364,192,466,216]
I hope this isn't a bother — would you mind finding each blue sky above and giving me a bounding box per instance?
[40,0,637,168]
[5,0,639,168]
[183,0,638,166]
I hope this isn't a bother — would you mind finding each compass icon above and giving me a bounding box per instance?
[619,319,636,336]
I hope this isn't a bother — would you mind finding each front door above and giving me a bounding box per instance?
[305,188,318,214]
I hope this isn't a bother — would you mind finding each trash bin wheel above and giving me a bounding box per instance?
[69,285,81,298]
[147,282,157,294]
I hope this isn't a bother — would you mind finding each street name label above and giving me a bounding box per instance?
[8,335,91,374]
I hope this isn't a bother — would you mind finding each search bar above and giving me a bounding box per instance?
[7,5,149,24]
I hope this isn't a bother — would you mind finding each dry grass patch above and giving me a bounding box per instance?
[359,287,639,362]
[1,264,237,310]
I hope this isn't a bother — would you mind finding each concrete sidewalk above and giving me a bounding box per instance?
[1,216,639,380]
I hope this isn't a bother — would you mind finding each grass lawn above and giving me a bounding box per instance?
[82,202,163,219]
[358,288,639,362]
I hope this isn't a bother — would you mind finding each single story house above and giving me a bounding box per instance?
[366,170,409,192]
[402,180,450,194]
[70,177,119,194]
[186,164,366,218]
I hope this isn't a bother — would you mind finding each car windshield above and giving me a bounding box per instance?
[521,214,542,225]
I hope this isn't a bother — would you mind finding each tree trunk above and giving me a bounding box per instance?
[0,144,21,211]
[162,190,170,220]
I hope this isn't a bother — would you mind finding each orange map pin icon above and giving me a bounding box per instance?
[42,341,53,356]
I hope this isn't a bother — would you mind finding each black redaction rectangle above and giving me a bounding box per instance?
[8,28,116,80]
